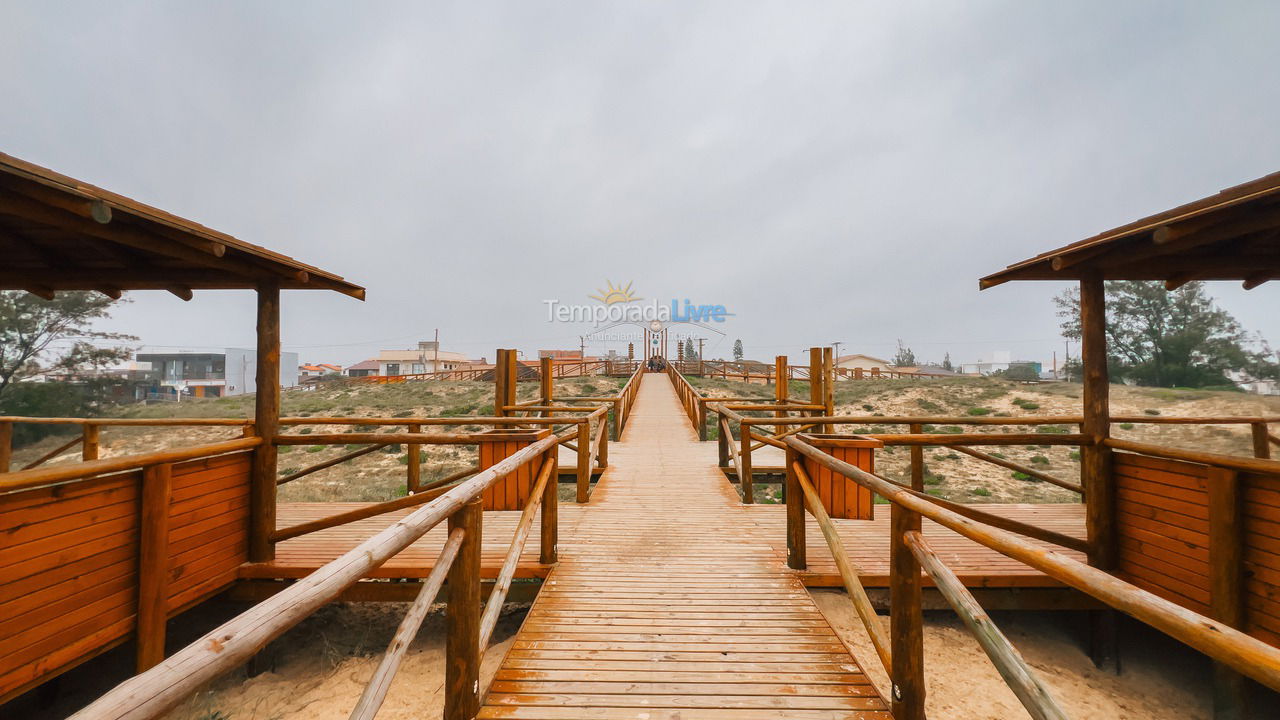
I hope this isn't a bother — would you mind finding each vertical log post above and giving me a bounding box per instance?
[909,423,925,492]
[785,447,806,570]
[445,499,482,720]
[137,463,173,672]
[1080,274,1117,668]
[249,281,280,563]
[494,349,510,418]
[0,421,12,473]
[597,416,608,469]
[82,423,100,461]
[890,502,925,719]
[740,419,754,504]
[577,419,590,503]
[1208,467,1247,719]
[540,357,554,418]
[540,454,558,564]
[698,399,708,441]
[809,347,823,419]
[775,355,789,424]
[406,423,421,493]
[717,411,729,468]
[822,347,835,433]
[1252,421,1271,459]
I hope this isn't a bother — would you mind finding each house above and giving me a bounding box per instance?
[298,363,342,377]
[377,341,471,375]
[539,349,583,360]
[835,354,894,372]
[344,359,380,377]
[135,348,300,398]
[959,352,1043,377]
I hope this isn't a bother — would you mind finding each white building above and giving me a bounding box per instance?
[377,341,472,375]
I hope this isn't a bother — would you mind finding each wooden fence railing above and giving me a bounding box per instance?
[67,429,566,720]
[783,433,1280,719]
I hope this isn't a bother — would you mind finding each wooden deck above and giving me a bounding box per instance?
[479,373,891,719]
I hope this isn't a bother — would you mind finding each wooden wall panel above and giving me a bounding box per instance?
[0,470,141,701]
[1242,474,1280,646]
[801,443,876,520]
[0,449,253,702]
[1113,453,1211,615]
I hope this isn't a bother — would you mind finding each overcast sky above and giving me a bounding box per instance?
[4,2,1278,368]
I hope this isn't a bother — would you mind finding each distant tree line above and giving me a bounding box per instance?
[1055,281,1278,389]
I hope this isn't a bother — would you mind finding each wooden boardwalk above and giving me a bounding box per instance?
[478,374,892,719]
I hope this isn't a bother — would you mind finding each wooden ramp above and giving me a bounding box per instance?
[479,374,892,720]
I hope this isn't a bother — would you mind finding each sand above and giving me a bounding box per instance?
[811,590,1214,719]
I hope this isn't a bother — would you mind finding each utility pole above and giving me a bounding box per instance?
[833,341,844,360]
[434,328,440,373]
[579,335,586,359]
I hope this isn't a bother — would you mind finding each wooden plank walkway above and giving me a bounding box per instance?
[478,374,892,719]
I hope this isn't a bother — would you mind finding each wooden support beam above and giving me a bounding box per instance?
[541,455,558,564]
[740,423,754,503]
[136,463,172,672]
[890,501,925,720]
[1080,274,1114,569]
[406,423,421,492]
[576,420,590,503]
[166,285,194,301]
[909,423,924,492]
[1208,467,1248,719]
[445,499,482,720]
[785,447,805,570]
[1252,422,1271,459]
[250,282,280,563]
[81,423,99,461]
[0,421,10,473]
[1242,272,1271,291]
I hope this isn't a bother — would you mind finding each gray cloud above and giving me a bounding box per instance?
[3,1,1277,366]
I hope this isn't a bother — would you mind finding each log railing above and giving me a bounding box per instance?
[783,433,1280,719]
[0,416,254,473]
[68,429,565,720]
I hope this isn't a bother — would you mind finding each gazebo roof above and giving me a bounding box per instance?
[981,170,1280,291]
[0,152,364,300]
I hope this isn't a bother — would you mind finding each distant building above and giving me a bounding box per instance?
[835,354,893,372]
[136,348,299,398]
[377,341,470,375]
[344,359,380,377]
[299,363,342,377]
[959,351,1042,377]
[539,349,583,360]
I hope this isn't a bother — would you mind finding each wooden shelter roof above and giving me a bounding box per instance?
[980,170,1280,291]
[0,152,364,300]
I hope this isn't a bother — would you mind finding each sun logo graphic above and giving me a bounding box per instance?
[589,280,641,305]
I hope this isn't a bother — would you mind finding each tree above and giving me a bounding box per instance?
[1054,281,1277,388]
[684,342,697,362]
[941,352,953,372]
[0,291,137,399]
[893,339,916,367]
[732,339,744,362]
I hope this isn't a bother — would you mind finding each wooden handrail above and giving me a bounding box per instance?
[478,455,555,652]
[20,433,83,470]
[0,437,262,493]
[886,480,1090,554]
[784,434,1280,693]
[348,528,464,720]
[276,442,392,485]
[1104,437,1280,476]
[792,461,891,673]
[905,531,1069,720]
[69,430,561,720]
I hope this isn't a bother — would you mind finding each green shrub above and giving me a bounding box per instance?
[1069,451,1081,461]
[1036,425,1069,434]
[1019,402,1040,410]
[1119,422,1135,430]
[862,404,874,411]
[393,410,414,418]
[307,445,325,453]
[1012,471,1038,482]
[1030,455,1050,465]
[916,398,943,412]
[971,487,992,497]
[1143,409,1161,416]
[299,427,313,434]
[939,426,963,434]
[966,407,992,416]
[924,473,944,486]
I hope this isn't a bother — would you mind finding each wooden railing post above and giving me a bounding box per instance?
[909,423,924,491]
[740,419,754,504]
[445,499,482,720]
[698,400,708,441]
[250,280,280,563]
[540,357,553,418]
[822,347,834,433]
[716,411,729,467]
[406,423,421,492]
[576,420,590,503]
[597,416,608,469]
[1252,421,1271,459]
[785,447,805,569]
[541,455,558,564]
[137,462,173,672]
[494,349,511,418]
[0,420,11,473]
[890,502,925,719]
[82,422,100,461]
[1208,467,1248,718]
[1080,273,1116,668]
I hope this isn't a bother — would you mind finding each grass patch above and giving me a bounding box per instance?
[966,407,993,416]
